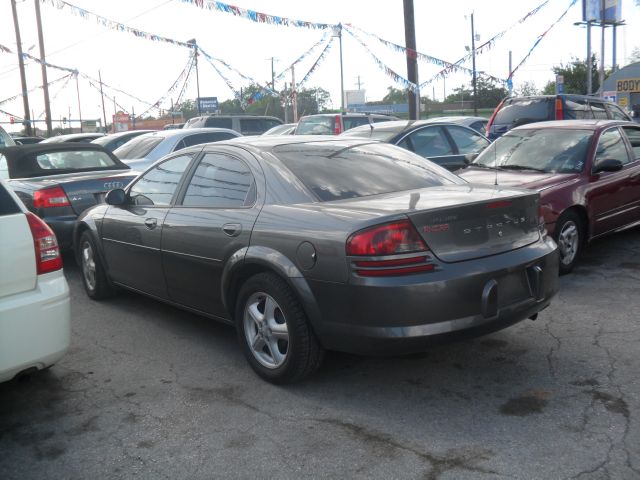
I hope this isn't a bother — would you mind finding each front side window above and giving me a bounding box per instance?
[0,154,8,179]
[607,104,631,121]
[129,154,192,206]
[181,132,236,149]
[595,128,630,166]
[113,135,163,159]
[204,117,233,129]
[446,125,490,154]
[405,126,454,157]
[182,153,255,208]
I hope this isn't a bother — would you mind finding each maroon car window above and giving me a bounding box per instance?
[595,129,631,166]
[182,153,255,208]
[622,126,640,158]
[129,154,192,206]
[474,128,591,173]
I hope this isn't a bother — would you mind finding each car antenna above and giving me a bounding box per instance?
[494,141,499,186]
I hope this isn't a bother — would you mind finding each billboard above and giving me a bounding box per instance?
[198,97,218,113]
[583,0,622,23]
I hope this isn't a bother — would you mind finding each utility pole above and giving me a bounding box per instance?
[508,50,513,96]
[292,66,298,122]
[333,25,345,111]
[598,0,605,95]
[34,0,52,137]
[587,21,592,94]
[187,39,201,115]
[355,76,364,90]
[98,70,108,134]
[471,12,478,116]
[132,106,135,130]
[11,0,32,135]
[112,96,116,133]
[75,74,83,132]
[403,0,418,120]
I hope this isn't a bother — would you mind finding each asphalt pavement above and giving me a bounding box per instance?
[1,228,639,479]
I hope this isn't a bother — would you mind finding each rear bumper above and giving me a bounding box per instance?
[0,270,70,382]
[306,236,559,355]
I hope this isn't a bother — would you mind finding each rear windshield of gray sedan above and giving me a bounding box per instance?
[275,143,462,202]
[113,136,163,159]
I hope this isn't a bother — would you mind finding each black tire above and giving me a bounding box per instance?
[553,210,584,275]
[235,273,324,384]
[77,231,114,300]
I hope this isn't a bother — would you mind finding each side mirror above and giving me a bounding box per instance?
[593,158,623,174]
[105,188,127,205]
[464,152,479,164]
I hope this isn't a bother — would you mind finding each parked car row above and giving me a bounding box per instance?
[1,97,638,385]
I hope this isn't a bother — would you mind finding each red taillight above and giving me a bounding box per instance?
[486,99,504,135]
[33,186,70,209]
[346,220,428,256]
[334,115,343,135]
[26,213,62,274]
[554,98,563,120]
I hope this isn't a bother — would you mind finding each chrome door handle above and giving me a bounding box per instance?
[144,218,157,229]
[222,223,241,237]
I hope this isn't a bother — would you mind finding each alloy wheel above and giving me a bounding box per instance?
[81,240,97,291]
[558,220,579,266]
[243,292,289,369]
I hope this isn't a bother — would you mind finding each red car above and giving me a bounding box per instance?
[458,120,640,273]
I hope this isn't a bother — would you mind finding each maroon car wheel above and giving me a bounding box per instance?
[554,211,583,275]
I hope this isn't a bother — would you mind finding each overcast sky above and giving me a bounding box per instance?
[0,0,638,131]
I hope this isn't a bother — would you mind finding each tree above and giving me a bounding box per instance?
[516,81,539,96]
[382,86,408,104]
[628,47,640,64]
[542,56,602,95]
[443,77,507,108]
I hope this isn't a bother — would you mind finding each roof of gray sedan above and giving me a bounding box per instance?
[224,134,379,150]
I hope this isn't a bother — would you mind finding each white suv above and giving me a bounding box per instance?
[0,178,70,382]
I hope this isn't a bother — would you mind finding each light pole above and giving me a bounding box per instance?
[470,12,478,116]
[187,39,201,115]
[332,24,345,111]
[11,0,32,135]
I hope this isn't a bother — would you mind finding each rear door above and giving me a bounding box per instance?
[162,148,264,317]
[101,154,194,297]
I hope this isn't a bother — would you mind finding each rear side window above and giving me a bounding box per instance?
[589,102,609,119]
[0,154,8,179]
[182,153,255,208]
[494,99,552,125]
[275,143,461,202]
[179,132,237,149]
[622,126,640,158]
[129,155,192,206]
[564,98,589,119]
[0,182,21,215]
[204,117,233,129]
[343,117,369,130]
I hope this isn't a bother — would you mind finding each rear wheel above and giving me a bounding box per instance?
[554,211,583,275]
[235,273,324,384]
[78,231,114,300]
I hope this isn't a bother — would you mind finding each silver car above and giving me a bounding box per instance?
[75,136,558,383]
[113,127,240,171]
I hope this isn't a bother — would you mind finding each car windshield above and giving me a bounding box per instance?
[275,143,463,202]
[341,127,400,141]
[473,128,592,174]
[113,135,163,159]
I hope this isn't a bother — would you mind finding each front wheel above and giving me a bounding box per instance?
[78,231,114,300]
[554,211,584,275]
[235,273,324,384]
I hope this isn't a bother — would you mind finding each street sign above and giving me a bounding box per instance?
[198,97,218,113]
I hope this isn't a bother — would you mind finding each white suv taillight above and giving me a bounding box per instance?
[26,213,62,274]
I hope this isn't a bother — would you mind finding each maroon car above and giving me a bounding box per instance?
[458,120,640,273]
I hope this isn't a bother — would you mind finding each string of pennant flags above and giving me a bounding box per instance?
[509,0,578,80]
[0,0,579,118]
[0,73,73,106]
[179,0,331,30]
[37,73,74,119]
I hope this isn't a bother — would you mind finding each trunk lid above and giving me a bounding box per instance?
[32,170,136,214]
[326,185,540,263]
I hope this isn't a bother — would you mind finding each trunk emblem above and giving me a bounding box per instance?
[104,181,124,189]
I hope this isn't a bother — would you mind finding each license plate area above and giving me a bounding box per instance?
[497,270,532,307]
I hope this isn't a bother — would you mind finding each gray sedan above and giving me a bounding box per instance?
[75,136,558,383]
[113,127,240,171]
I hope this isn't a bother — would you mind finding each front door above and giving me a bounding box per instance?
[101,154,193,297]
[162,150,263,317]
